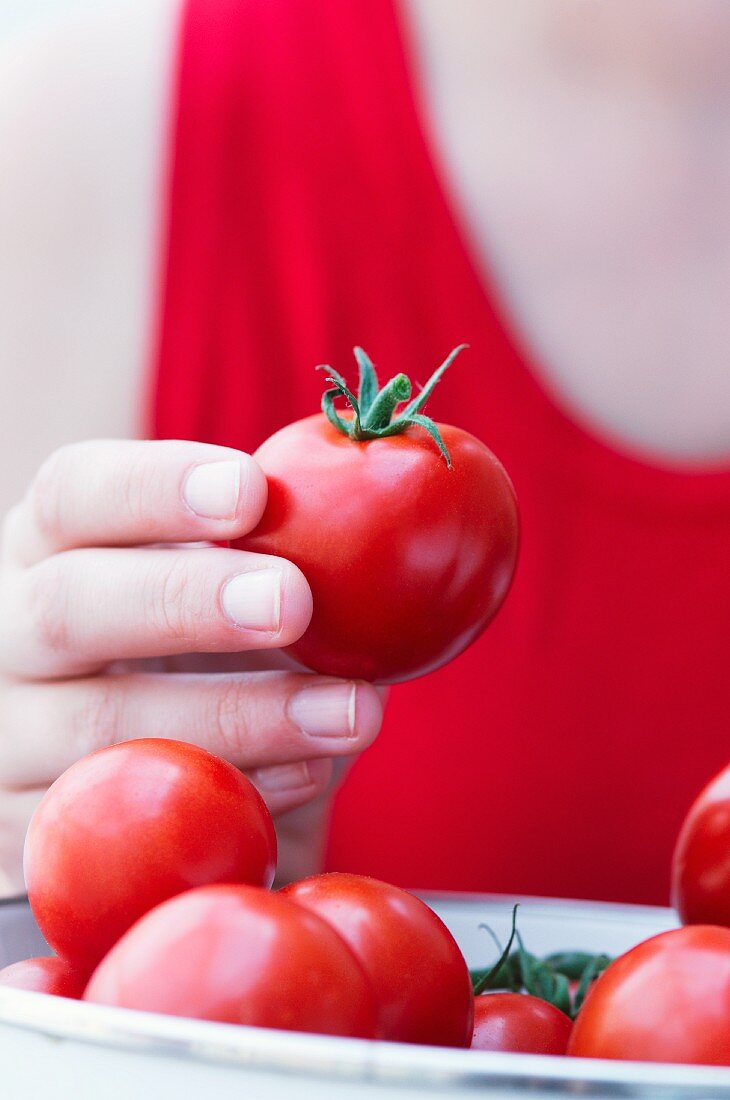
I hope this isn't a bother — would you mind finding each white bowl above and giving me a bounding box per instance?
[2,892,728,1100]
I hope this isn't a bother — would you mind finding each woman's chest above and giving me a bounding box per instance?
[405,0,730,462]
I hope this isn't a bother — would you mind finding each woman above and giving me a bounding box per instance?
[1,0,729,902]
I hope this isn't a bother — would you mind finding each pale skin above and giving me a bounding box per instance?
[2,0,730,893]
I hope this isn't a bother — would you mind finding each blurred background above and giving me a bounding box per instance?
[0,0,95,37]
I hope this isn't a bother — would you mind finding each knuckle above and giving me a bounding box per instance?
[210,678,253,759]
[115,451,151,527]
[66,679,121,758]
[148,555,201,646]
[24,557,74,655]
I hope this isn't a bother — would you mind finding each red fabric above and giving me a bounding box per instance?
[152,0,730,905]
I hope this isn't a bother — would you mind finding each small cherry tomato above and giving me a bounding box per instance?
[24,739,277,971]
[282,872,474,1046]
[568,926,730,1065]
[471,993,572,1055]
[672,762,730,926]
[0,956,87,999]
[85,884,378,1038]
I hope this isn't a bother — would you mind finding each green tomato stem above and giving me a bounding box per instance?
[316,345,468,467]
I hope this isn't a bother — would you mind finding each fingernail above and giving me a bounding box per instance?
[253,762,312,791]
[222,570,282,632]
[184,460,241,519]
[289,682,357,739]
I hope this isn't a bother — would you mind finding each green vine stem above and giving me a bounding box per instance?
[469,911,613,1020]
[316,344,468,468]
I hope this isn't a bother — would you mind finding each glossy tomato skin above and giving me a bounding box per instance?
[24,739,277,972]
[568,926,730,1065]
[237,415,518,683]
[0,956,88,999]
[672,763,730,926]
[281,872,474,1046]
[85,884,378,1038]
[471,993,572,1055]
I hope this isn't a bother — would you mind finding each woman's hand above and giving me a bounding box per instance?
[0,440,383,894]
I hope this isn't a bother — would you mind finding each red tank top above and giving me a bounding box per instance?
[152,0,730,905]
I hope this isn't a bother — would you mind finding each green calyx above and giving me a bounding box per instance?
[469,905,613,1020]
[316,344,468,468]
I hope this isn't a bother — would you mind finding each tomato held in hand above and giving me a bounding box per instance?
[24,740,277,972]
[85,885,378,1038]
[0,956,87,999]
[471,993,572,1055]
[282,872,474,1046]
[672,762,730,926]
[237,348,519,683]
[568,926,730,1065]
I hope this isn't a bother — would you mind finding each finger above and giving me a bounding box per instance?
[3,440,268,567]
[0,787,45,895]
[0,672,383,788]
[0,546,313,678]
[249,757,335,818]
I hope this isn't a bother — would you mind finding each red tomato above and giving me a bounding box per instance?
[0,956,87,999]
[568,926,730,1065]
[281,872,474,1046]
[237,352,518,683]
[471,993,572,1055]
[24,739,277,972]
[672,762,730,926]
[85,884,378,1038]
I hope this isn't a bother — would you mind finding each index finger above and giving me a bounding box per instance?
[3,439,268,567]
